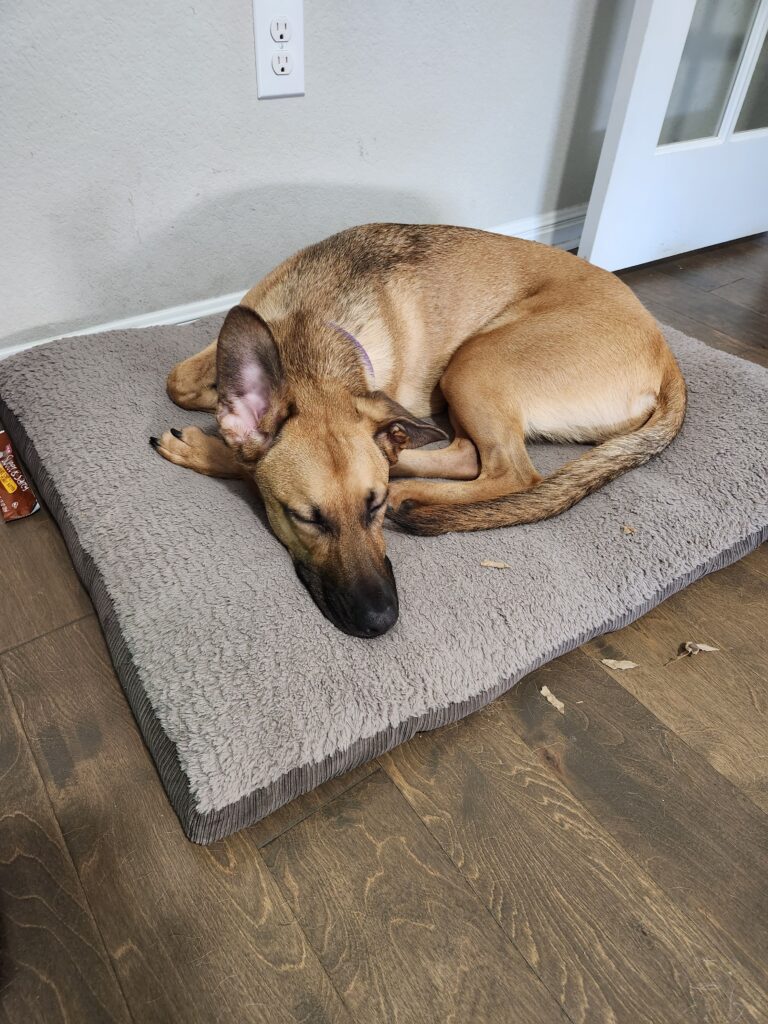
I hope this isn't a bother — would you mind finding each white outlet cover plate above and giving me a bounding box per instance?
[253,0,305,99]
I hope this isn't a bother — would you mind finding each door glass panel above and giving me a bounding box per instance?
[736,28,768,130]
[659,0,758,145]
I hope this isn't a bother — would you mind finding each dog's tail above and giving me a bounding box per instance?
[389,362,687,536]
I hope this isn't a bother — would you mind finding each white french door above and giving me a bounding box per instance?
[580,0,768,270]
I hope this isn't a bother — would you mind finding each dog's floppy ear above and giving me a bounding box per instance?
[358,392,448,464]
[216,306,284,453]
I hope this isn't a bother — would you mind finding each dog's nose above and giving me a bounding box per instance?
[345,573,399,638]
[355,596,399,638]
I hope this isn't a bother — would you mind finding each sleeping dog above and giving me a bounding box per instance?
[152,224,686,637]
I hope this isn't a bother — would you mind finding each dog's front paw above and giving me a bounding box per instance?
[150,425,203,466]
[386,496,441,536]
[385,482,425,532]
[150,426,239,478]
[385,481,452,536]
[386,480,418,514]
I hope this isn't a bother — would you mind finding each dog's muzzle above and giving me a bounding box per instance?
[296,557,399,638]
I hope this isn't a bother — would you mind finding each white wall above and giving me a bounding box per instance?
[0,0,632,351]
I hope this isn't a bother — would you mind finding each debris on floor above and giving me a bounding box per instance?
[602,658,639,670]
[480,559,512,569]
[622,523,636,535]
[666,641,720,664]
[540,684,565,714]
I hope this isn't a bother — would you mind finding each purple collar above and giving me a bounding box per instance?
[328,321,375,386]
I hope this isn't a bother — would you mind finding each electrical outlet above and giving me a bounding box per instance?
[252,0,304,99]
[270,18,290,42]
[271,52,293,75]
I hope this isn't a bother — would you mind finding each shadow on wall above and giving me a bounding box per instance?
[544,0,633,219]
[7,183,442,349]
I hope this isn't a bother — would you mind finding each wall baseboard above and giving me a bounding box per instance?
[1,205,586,359]
[0,290,246,360]
[490,202,587,251]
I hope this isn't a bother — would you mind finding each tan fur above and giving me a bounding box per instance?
[166,344,218,412]
[157,222,686,582]
[246,381,392,584]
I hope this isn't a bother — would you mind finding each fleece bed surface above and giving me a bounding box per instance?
[1,315,766,843]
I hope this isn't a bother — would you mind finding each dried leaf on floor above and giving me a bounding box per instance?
[622,524,636,535]
[601,658,639,670]
[480,559,512,569]
[666,641,721,664]
[540,685,565,714]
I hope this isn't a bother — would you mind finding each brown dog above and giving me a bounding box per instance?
[151,223,686,637]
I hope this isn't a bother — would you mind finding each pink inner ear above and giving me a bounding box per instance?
[217,345,275,444]
[218,389,270,444]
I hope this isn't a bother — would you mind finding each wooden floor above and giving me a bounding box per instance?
[1,236,767,1024]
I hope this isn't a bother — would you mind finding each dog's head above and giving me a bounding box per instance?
[215,305,445,637]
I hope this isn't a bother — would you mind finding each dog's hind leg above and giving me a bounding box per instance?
[388,429,537,510]
[389,435,479,480]
[388,331,540,511]
[150,426,241,478]
[390,411,479,480]
[166,341,219,411]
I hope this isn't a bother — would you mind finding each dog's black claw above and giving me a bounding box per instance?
[149,436,159,448]
[170,427,183,439]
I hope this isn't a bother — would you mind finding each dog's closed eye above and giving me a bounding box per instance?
[285,504,330,533]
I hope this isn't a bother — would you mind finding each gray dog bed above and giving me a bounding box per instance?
[1,316,766,843]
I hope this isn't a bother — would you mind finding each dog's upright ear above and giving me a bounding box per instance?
[216,306,284,455]
[358,392,448,464]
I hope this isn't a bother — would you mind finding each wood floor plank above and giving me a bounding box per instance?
[711,275,768,317]
[0,506,91,654]
[584,554,768,812]
[651,236,768,292]
[498,650,768,977]
[643,545,767,657]
[620,268,768,349]
[248,763,378,848]
[0,618,353,1024]
[745,543,768,579]
[261,770,566,1024]
[381,710,768,1024]
[0,670,131,1024]
[714,236,768,278]
[653,250,748,292]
